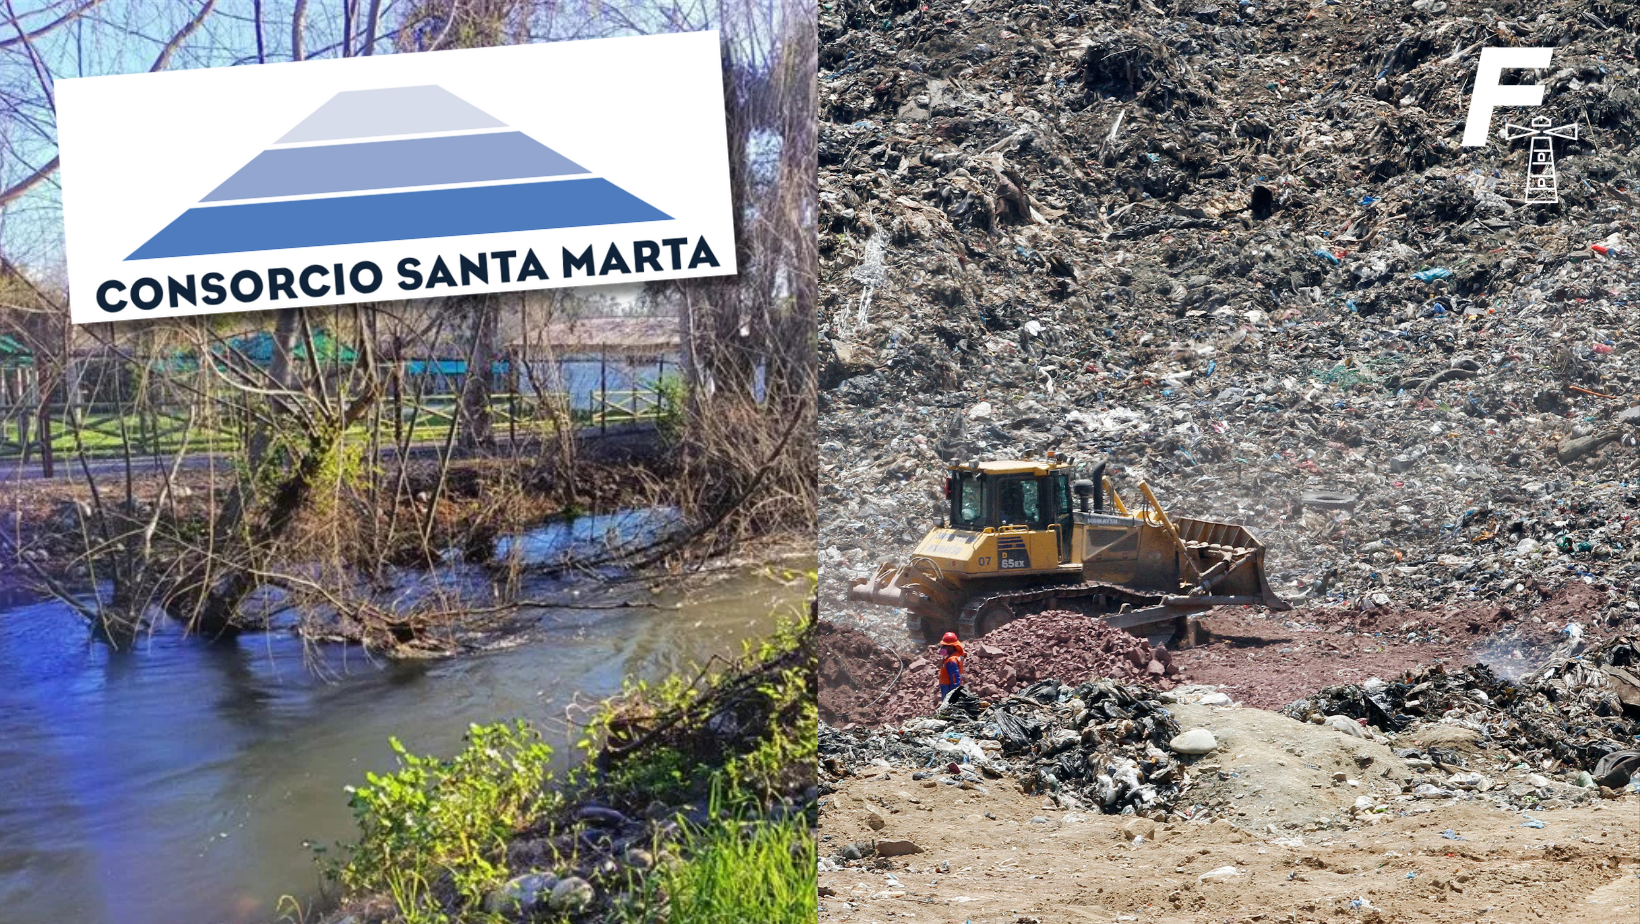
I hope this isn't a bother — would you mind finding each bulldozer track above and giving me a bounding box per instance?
[955,580,1167,638]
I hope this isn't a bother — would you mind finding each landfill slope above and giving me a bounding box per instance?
[819,0,1640,656]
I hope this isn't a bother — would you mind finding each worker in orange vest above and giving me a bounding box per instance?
[937,631,965,704]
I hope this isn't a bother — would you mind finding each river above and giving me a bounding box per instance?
[0,510,811,924]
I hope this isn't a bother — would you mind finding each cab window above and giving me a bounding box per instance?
[999,476,1045,528]
[950,473,986,530]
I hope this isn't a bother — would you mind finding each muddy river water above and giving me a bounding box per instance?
[0,510,811,924]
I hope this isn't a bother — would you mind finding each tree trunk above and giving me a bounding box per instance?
[244,307,300,469]
[459,294,499,451]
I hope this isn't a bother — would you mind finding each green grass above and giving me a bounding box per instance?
[619,812,816,924]
[0,392,667,462]
[596,609,817,923]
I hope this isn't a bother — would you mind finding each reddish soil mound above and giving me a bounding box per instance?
[819,620,903,726]
[823,582,1629,724]
[873,611,1182,725]
[1172,607,1480,710]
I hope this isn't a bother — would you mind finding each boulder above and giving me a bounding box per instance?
[1168,728,1218,755]
[1324,714,1369,739]
[1122,817,1157,842]
[484,872,558,916]
[548,876,595,914]
[875,838,924,856]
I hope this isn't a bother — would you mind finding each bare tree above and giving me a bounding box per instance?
[0,0,817,651]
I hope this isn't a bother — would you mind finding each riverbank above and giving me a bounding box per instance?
[0,447,814,662]
[0,549,812,924]
[0,453,668,599]
[304,599,818,924]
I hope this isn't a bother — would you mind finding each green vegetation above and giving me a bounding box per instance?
[324,599,817,924]
[653,374,687,443]
[337,722,559,922]
[618,810,816,924]
[588,612,816,812]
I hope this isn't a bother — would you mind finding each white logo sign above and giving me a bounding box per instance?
[56,32,736,323]
[1461,46,1580,204]
[1462,46,1552,147]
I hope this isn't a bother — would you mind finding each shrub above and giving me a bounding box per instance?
[338,721,557,921]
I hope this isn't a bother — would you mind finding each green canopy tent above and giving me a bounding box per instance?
[0,334,34,368]
[222,329,359,366]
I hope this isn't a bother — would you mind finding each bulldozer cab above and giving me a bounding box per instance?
[946,462,1075,564]
[996,477,1041,528]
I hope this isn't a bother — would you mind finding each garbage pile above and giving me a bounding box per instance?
[820,677,1192,818]
[817,0,1640,651]
[1282,634,1640,794]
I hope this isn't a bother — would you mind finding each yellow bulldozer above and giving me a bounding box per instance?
[848,455,1290,645]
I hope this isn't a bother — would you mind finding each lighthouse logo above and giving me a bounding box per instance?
[129,85,670,260]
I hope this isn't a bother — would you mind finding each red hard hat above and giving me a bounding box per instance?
[941,632,960,646]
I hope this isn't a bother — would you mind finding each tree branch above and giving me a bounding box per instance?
[361,0,382,55]
[150,0,218,73]
[252,0,265,63]
[3,0,57,112]
[0,0,106,49]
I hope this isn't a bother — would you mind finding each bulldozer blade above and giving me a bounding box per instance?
[1100,605,1190,647]
[1103,605,1186,633]
[1161,595,1271,608]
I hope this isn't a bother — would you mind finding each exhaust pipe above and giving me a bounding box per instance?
[1074,461,1106,513]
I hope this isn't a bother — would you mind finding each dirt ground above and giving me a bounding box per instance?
[1169,589,1594,711]
[820,704,1640,924]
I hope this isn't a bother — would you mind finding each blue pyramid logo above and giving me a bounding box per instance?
[128,86,671,260]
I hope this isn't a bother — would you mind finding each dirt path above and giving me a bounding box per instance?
[820,703,1640,924]
[1169,581,1618,709]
